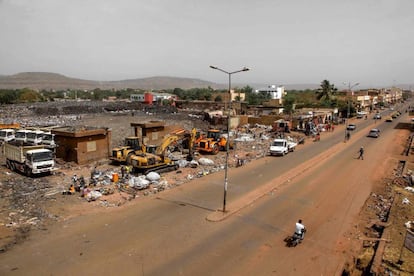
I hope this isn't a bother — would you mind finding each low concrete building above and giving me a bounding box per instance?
[130,120,165,144]
[52,126,112,165]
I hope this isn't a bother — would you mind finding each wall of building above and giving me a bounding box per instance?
[54,128,111,165]
[75,133,111,164]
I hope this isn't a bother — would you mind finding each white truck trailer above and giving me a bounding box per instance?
[3,142,56,176]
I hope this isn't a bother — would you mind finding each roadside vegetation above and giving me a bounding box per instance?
[0,80,409,118]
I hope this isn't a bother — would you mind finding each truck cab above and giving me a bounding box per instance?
[0,129,15,143]
[270,139,289,156]
[26,130,45,145]
[14,129,31,144]
[41,132,56,148]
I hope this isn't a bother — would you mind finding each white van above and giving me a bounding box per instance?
[26,130,45,145]
[0,129,15,143]
[14,129,32,144]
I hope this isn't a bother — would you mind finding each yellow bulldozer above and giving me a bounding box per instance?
[110,136,141,164]
[197,129,232,155]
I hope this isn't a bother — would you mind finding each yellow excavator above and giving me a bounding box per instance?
[125,128,199,174]
[127,134,184,174]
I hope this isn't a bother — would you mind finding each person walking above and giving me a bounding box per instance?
[358,146,364,160]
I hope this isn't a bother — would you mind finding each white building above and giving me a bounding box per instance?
[255,85,285,100]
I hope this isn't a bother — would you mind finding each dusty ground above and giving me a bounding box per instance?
[335,125,414,275]
[0,104,414,275]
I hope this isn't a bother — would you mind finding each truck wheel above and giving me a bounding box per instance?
[25,167,32,177]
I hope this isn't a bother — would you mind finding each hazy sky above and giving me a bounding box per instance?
[1,0,413,88]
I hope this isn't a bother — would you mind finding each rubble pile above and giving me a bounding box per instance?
[0,175,60,227]
[0,173,62,251]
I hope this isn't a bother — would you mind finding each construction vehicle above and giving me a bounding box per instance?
[197,129,232,155]
[127,134,181,174]
[0,123,20,129]
[110,136,141,163]
[186,127,198,160]
[3,142,56,176]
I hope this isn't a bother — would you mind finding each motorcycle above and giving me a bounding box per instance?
[284,228,307,247]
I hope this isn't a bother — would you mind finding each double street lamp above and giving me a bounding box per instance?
[343,82,360,141]
[209,65,250,213]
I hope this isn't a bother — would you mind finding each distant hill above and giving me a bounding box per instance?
[4,72,397,91]
[0,72,219,90]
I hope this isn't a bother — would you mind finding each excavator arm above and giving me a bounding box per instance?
[155,135,179,156]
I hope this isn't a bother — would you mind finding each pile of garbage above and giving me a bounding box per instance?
[0,173,61,231]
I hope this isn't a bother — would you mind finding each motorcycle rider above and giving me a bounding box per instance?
[295,219,306,240]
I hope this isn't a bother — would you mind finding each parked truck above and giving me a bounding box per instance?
[269,138,297,156]
[0,128,15,143]
[3,142,56,176]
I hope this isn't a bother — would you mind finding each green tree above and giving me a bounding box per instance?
[0,90,18,104]
[19,88,40,102]
[316,80,337,102]
[245,87,271,105]
[282,93,296,114]
[240,85,253,94]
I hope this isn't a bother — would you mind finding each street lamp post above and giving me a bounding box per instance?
[343,82,359,141]
[209,65,250,213]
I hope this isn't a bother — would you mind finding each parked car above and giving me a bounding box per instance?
[347,124,356,131]
[367,129,380,138]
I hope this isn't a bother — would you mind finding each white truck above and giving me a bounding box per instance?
[0,129,15,143]
[269,138,297,156]
[26,129,45,145]
[41,132,56,149]
[3,142,56,176]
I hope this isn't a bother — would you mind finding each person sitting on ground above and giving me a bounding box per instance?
[69,184,75,195]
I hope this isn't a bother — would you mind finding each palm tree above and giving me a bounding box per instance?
[316,80,337,102]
